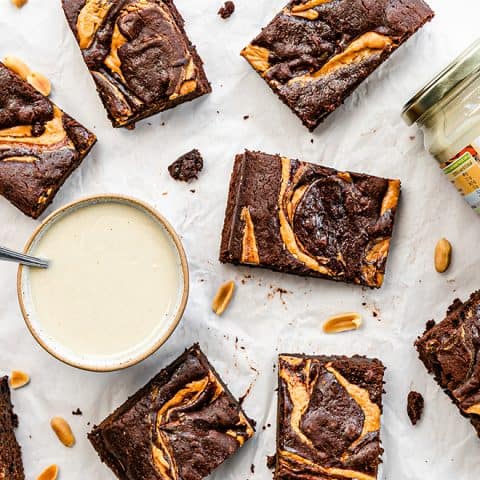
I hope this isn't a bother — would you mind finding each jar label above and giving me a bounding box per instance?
[442,144,480,213]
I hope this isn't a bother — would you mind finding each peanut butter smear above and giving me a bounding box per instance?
[77,0,111,49]
[104,23,128,81]
[240,45,271,74]
[291,0,332,12]
[240,207,260,264]
[290,32,393,84]
[0,107,70,148]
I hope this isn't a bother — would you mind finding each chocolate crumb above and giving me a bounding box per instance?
[310,138,314,143]
[218,1,235,19]
[243,115,249,120]
[72,408,83,416]
[407,391,424,425]
[31,122,46,137]
[266,454,276,470]
[250,464,255,474]
[372,311,378,318]
[168,149,203,182]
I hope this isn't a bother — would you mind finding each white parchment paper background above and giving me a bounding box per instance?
[1,0,480,478]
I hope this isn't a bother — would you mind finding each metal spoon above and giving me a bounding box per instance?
[0,246,49,268]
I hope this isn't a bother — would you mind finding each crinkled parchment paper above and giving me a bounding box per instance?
[1,0,480,478]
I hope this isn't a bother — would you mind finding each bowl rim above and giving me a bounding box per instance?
[17,193,189,372]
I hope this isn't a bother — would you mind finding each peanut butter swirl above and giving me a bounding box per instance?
[277,355,384,480]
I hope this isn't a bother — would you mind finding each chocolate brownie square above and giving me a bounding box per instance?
[0,62,96,218]
[220,150,400,288]
[275,354,385,480]
[416,290,480,436]
[62,0,211,128]
[241,0,434,130]
[0,377,25,480]
[89,344,255,480]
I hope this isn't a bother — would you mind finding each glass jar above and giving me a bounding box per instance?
[403,39,480,214]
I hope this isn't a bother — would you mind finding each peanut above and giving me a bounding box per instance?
[323,312,362,334]
[212,281,235,315]
[434,238,452,273]
[27,72,51,97]
[50,416,75,447]
[3,56,31,79]
[37,465,58,480]
[11,0,28,8]
[9,370,30,389]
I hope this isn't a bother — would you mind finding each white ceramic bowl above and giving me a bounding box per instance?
[17,194,189,372]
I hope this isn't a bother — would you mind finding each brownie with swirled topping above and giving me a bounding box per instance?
[0,62,96,218]
[416,291,480,437]
[88,344,255,480]
[220,150,400,288]
[62,0,211,128]
[241,0,434,131]
[275,354,385,480]
[0,377,25,480]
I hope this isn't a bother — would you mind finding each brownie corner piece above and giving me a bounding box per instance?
[89,344,255,480]
[62,0,211,128]
[0,376,25,480]
[415,290,480,436]
[220,150,400,288]
[0,61,96,218]
[276,354,385,480]
[241,0,434,130]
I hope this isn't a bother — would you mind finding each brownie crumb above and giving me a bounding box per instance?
[407,391,424,425]
[168,149,203,182]
[266,454,276,470]
[243,115,249,120]
[72,408,83,416]
[250,464,255,474]
[218,1,235,19]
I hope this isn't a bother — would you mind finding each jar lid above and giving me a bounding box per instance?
[402,39,480,125]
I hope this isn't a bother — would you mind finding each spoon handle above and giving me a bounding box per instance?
[0,246,49,269]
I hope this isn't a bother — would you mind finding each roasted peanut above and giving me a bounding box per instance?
[212,281,235,315]
[323,312,362,334]
[50,416,75,447]
[3,56,31,79]
[434,238,452,273]
[27,72,51,97]
[9,370,30,389]
[11,0,28,8]
[37,465,58,480]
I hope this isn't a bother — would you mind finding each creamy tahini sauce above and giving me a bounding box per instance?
[28,202,181,357]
